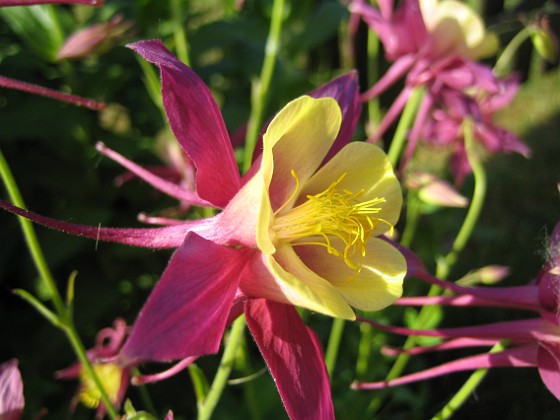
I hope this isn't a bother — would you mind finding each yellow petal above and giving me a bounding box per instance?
[299,142,403,235]
[262,95,342,211]
[420,0,498,59]
[260,244,356,320]
[296,238,405,312]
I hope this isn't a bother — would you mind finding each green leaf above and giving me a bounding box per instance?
[13,288,62,328]
[0,5,68,62]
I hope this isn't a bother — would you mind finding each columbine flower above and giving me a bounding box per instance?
[1,40,406,417]
[349,0,527,181]
[353,221,560,401]
[0,359,24,420]
[55,319,130,417]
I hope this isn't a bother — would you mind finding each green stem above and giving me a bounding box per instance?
[63,322,120,419]
[0,150,119,419]
[494,26,532,77]
[435,119,487,279]
[198,316,247,420]
[170,0,191,66]
[132,367,158,415]
[0,151,65,314]
[355,321,373,380]
[400,191,421,248]
[325,317,345,376]
[366,29,381,137]
[242,0,286,173]
[432,341,509,420]
[234,335,261,420]
[387,87,425,168]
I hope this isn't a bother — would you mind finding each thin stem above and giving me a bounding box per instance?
[0,150,118,419]
[325,317,345,376]
[63,322,120,419]
[198,316,247,420]
[355,321,373,380]
[387,87,425,168]
[132,367,158,415]
[0,151,65,315]
[242,0,286,173]
[170,0,191,66]
[494,26,532,77]
[366,30,381,138]
[435,119,487,279]
[400,192,421,248]
[0,0,103,6]
[431,341,509,420]
[233,334,261,420]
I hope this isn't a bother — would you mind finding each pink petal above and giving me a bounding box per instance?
[0,198,226,248]
[0,359,24,420]
[366,86,412,141]
[381,337,499,356]
[360,54,416,101]
[120,234,249,363]
[538,342,560,400]
[127,40,241,208]
[358,316,560,343]
[246,299,334,420]
[395,293,541,312]
[415,272,541,310]
[352,344,538,390]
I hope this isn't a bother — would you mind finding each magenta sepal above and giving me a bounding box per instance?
[538,342,560,400]
[126,40,241,208]
[120,233,250,363]
[352,344,538,390]
[0,198,224,249]
[246,299,335,420]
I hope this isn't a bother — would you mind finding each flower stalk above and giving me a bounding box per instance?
[198,316,247,420]
[433,340,509,420]
[386,87,425,167]
[242,0,286,173]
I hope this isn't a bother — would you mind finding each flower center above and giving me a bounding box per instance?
[272,171,390,271]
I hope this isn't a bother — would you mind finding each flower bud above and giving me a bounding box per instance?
[56,15,133,60]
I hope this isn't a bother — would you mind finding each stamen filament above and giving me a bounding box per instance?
[272,170,392,272]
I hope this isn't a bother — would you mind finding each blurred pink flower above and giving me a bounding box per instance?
[354,221,560,401]
[349,0,528,182]
[55,319,131,418]
[56,15,134,60]
[0,359,24,420]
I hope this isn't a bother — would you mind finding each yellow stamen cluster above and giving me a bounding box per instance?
[273,171,389,271]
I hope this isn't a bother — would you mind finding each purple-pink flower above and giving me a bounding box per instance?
[349,0,529,182]
[0,359,24,420]
[354,222,560,401]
